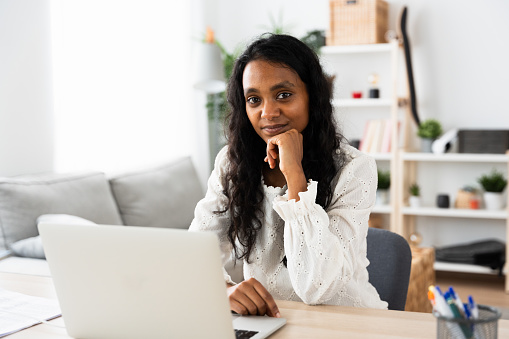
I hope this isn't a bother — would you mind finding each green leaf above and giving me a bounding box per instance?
[477,169,507,192]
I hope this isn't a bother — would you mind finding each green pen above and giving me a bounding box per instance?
[444,291,473,339]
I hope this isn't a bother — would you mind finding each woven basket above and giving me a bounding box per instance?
[405,247,436,313]
[327,0,389,45]
[455,189,477,209]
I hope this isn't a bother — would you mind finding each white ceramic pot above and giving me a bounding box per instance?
[409,196,421,208]
[483,192,505,210]
[376,189,390,205]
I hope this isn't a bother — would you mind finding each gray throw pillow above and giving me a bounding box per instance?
[9,236,45,259]
[0,172,123,251]
[10,214,97,259]
[109,157,204,229]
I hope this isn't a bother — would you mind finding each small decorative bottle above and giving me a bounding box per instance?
[368,73,380,98]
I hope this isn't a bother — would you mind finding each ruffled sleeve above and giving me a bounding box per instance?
[272,150,378,305]
[188,146,237,285]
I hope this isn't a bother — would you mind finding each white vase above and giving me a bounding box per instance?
[483,192,505,210]
[409,196,421,208]
[376,189,390,205]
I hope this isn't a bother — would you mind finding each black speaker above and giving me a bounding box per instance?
[458,130,509,154]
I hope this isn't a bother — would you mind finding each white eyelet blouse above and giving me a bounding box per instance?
[189,145,388,309]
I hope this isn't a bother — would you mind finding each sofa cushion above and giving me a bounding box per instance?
[109,157,203,229]
[0,172,123,251]
[10,236,45,259]
[10,214,96,259]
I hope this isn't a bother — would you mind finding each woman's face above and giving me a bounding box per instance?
[242,59,309,143]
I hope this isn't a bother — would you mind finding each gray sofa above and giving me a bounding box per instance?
[0,157,243,281]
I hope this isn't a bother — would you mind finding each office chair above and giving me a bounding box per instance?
[366,227,412,311]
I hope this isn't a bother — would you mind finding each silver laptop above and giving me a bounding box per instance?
[38,223,286,339]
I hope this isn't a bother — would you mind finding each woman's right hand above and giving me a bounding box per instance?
[227,277,281,318]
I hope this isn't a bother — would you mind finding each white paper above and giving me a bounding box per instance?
[0,287,61,337]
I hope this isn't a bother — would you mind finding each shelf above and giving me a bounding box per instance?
[358,152,391,161]
[372,205,391,214]
[371,153,392,161]
[434,261,503,275]
[402,207,507,219]
[332,98,392,108]
[321,43,392,55]
[402,152,509,163]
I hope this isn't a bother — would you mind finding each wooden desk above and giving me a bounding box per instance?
[2,272,508,339]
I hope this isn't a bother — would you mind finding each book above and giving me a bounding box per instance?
[360,120,377,153]
[360,119,402,154]
[370,120,386,153]
[380,119,392,153]
[358,121,371,153]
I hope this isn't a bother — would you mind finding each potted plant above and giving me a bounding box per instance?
[376,170,390,205]
[417,119,442,153]
[477,169,507,210]
[409,183,421,208]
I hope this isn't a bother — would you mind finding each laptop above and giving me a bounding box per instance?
[38,223,286,339]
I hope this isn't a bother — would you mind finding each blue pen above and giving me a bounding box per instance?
[463,302,471,319]
[434,286,453,317]
[465,297,476,335]
[468,296,479,319]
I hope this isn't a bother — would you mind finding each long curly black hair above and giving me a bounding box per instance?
[221,34,346,263]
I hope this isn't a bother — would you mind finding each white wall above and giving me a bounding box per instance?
[213,0,329,51]
[190,0,222,188]
[0,1,195,180]
[204,0,509,129]
[0,0,54,176]
[2,0,509,209]
[51,0,193,175]
[198,0,509,247]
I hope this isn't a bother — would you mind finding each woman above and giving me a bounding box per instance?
[189,34,387,317]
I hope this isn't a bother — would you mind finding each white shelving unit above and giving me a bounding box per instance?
[322,42,509,291]
[332,98,392,108]
[402,206,507,219]
[402,152,508,163]
[372,205,392,214]
[321,40,404,232]
[322,43,393,54]
[371,153,392,161]
[434,262,505,275]
[398,150,509,291]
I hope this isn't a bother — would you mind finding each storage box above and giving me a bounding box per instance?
[458,130,509,154]
[328,0,389,45]
[405,247,435,313]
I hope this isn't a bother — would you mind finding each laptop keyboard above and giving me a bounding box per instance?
[234,329,259,338]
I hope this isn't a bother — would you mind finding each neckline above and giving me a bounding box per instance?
[261,176,287,193]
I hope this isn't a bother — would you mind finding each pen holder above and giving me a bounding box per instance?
[434,305,501,339]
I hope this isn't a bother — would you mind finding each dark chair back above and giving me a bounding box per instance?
[366,227,412,311]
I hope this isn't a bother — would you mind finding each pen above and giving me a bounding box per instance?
[463,302,472,319]
[433,286,454,318]
[468,296,479,319]
[428,286,436,308]
[444,291,473,338]
[428,286,440,315]
[444,291,462,318]
[448,287,465,317]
